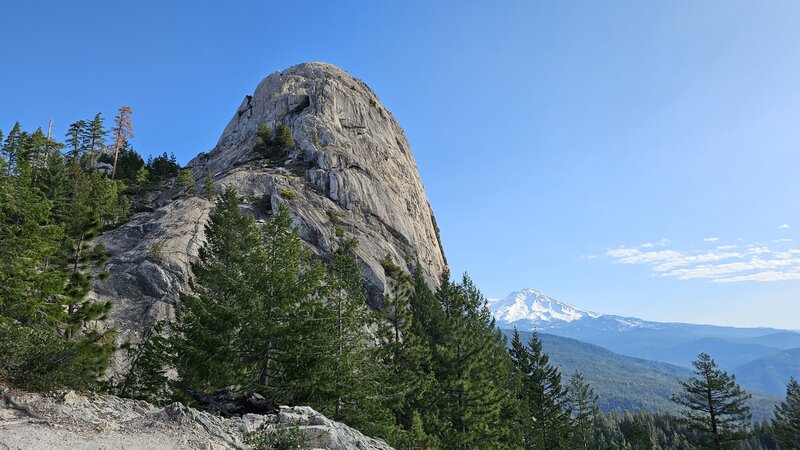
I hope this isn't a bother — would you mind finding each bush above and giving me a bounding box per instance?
[245,426,309,450]
[0,318,115,391]
[274,125,294,150]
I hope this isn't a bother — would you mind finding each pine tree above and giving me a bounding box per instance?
[203,169,215,200]
[432,274,510,449]
[772,377,800,449]
[171,187,263,394]
[254,124,274,157]
[312,237,394,437]
[66,120,86,163]
[82,113,106,168]
[671,352,752,450]
[0,136,115,390]
[566,372,600,450]
[378,256,437,448]
[512,330,573,450]
[116,321,171,404]
[134,165,150,192]
[110,106,134,179]
[274,124,294,151]
[2,122,22,172]
[178,168,196,196]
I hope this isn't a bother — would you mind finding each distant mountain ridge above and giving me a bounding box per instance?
[489,288,800,397]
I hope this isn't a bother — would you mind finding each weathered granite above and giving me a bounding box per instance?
[92,62,447,347]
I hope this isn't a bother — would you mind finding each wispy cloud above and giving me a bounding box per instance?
[606,238,800,283]
[779,224,791,229]
[704,237,719,242]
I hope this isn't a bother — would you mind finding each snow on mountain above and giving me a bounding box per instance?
[488,288,600,323]
[488,288,655,332]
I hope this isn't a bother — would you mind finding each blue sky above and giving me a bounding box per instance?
[2,1,799,328]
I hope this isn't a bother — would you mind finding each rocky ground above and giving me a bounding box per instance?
[0,387,394,450]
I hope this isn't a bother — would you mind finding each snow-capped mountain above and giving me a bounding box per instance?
[488,288,656,332]
[489,288,800,392]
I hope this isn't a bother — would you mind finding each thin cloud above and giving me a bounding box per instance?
[606,238,800,283]
[704,237,719,243]
[779,224,791,229]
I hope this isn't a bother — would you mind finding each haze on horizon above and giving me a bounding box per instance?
[1,1,798,329]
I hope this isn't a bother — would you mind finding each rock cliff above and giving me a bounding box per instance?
[92,62,447,344]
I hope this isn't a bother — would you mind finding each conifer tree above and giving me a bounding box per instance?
[671,352,752,450]
[512,330,573,450]
[772,377,800,449]
[82,113,106,168]
[203,169,215,200]
[2,122,22,172]
[566,372,600,450]
[0,137,115,389]
[171,187,263,394]
[110,106,134,179]
[66,120,86,163]
[378,256,437,448]
[178,168,196,196]
[274,124,294,151]
[313,237,393,437]
[433,274,509,449]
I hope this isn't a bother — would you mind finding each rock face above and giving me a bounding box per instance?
[0,387,394,450]
[92,62,447,346]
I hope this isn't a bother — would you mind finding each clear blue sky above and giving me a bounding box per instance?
[3,1,799,329]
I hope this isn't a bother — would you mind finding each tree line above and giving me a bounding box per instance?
[0,111,183,391]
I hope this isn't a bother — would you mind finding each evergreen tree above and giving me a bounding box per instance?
[203,169,215,200]
[312,237,394,437]
[432,273,510,449]
[671,352,752,450]
[82,113,106,168]
[65,120,86,163]
[178,168,196,196]
[110,106,134,179]
[511,329,573,450]
[772,377,800,449]
[2,122,22,172]
[0,138,115,390]
[116,321,171,404]
[274,124,294,151]
[254,123,274,157]
[171,187,263,394]
[378,256,437,448]
[566,372,600,450]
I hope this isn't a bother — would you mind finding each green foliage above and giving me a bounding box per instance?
[114,322,172,404]
[98,143,144,181]
[146,152,180,180]
[203,169,215,200]
[567,372,601,450]
[245,426,309,450]
[511,329,573,449]
[279,188,296,200]
[772,377,800,449]
[178,168,196,196]
[274,124,295,150]
[254,123,294,159]
[671,352,753,449]
[0,120,122,391]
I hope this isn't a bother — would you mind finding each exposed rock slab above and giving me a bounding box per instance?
[92,62,447,345]
[0,388,394,450]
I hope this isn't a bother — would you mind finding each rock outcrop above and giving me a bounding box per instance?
[0,387,394,450]
[92,62,447,344]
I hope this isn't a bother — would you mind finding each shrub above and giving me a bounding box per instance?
[245,426,309,450]
[0,318,116,391]
[274,125,294,151]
